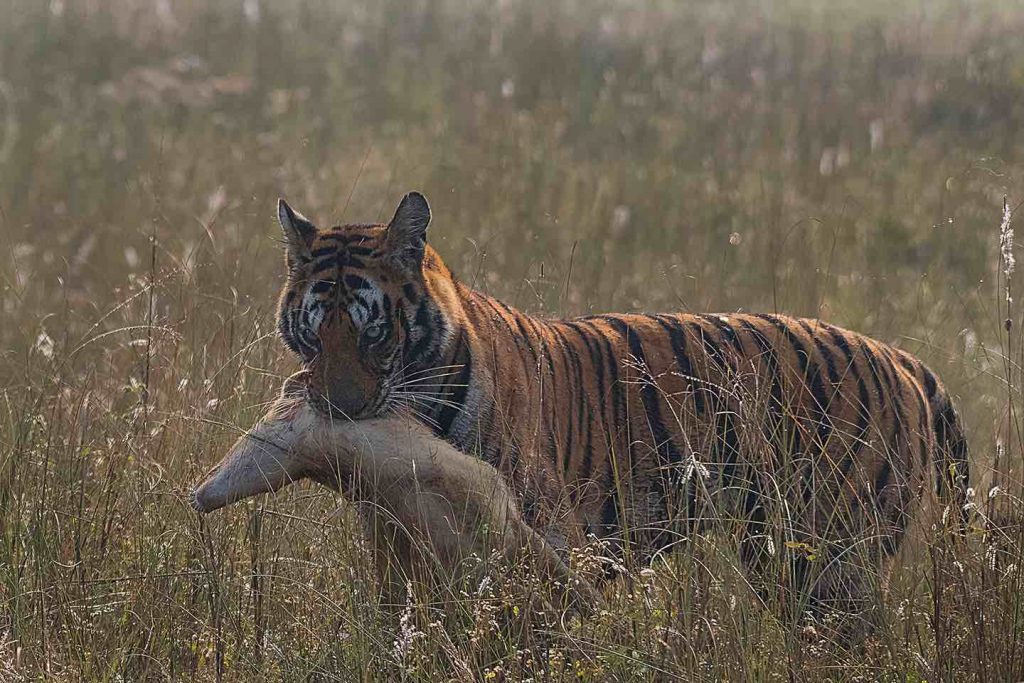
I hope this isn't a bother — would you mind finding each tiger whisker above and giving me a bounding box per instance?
[403,362,465,374]
[391,377,465,392]
[394,392,466,412]
[397,370,464,385]
[393,382,469,390]
[388,400,444,432]
[399,365,465,380]
[395,391,466,410]
[392,397,445,423]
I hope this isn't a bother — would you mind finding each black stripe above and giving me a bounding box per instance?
[653,315,705,416]
[798,321,841,395]
[912,380,931,466]
[533,323,562,471]
[888,348,932,467]
[756,315,836,508]
[824,327,874,455]
[874,459,892,497]
[688,320,731,372]
[402,283,419,304]
[564,328,591,482]
[694,317,742,490]
[600,490,620,536]
[735,317,782,400]
[756,316,833,440]
[816,326,874,498]
[921,363,937,399]
[310,279,335,294]
[406,302,436,362]
[590,319,629,449]
[344,274,370,291]
[550,328,575,478]
[550,325,586,478]
[699,314,741,352]
[498,300,541,371]
[861,343,905,479]
[435,330,473,436]
[310,256,336,272]
[859,341,891,431]
[324,229,376,246]
[513,314,540,366]
[481,296,532,378]
[314,232,344,244]
[580,319,628,499]
[686,320,736,445]
[605,317,685,473]
[278,313,302,357]
[564,321,606,481]
[732,317,788,525]
[799,320,862,484]
[473,399,499,469]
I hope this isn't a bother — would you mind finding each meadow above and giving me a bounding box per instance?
[1,0,1023,679]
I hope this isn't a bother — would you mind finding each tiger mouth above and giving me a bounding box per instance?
[304,383,388,421]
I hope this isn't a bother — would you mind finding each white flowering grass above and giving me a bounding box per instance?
[2,1,1024,680]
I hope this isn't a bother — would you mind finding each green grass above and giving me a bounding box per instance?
[1,0,1023,679]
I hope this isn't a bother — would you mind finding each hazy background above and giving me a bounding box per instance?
[2,0,1023,678]
[3,1,1021,421]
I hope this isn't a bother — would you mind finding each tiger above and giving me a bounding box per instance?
[274,191,970,630]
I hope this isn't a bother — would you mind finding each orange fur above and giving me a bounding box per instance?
[273,193,970,626]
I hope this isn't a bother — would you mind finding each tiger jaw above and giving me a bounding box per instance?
[307,385,391,420]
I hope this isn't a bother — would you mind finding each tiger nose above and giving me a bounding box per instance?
[317,376,373,418]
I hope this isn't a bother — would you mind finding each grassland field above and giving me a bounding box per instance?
[1,0,1024,679]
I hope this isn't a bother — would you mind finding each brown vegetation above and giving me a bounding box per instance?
[2,0,1023,679]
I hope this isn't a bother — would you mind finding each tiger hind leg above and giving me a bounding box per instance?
[798,495,909,646]
[796,545,891,646]
[736,514,895,646]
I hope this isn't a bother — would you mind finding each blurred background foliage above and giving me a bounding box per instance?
[1,0,1023,678]
[3,1,1022,391]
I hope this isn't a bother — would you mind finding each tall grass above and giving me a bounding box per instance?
[1,0,1023,679]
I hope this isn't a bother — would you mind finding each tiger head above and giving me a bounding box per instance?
[275,192,454,419]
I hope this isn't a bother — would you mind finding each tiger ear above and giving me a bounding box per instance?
[385,192,431,272]
[277,199,317,268]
